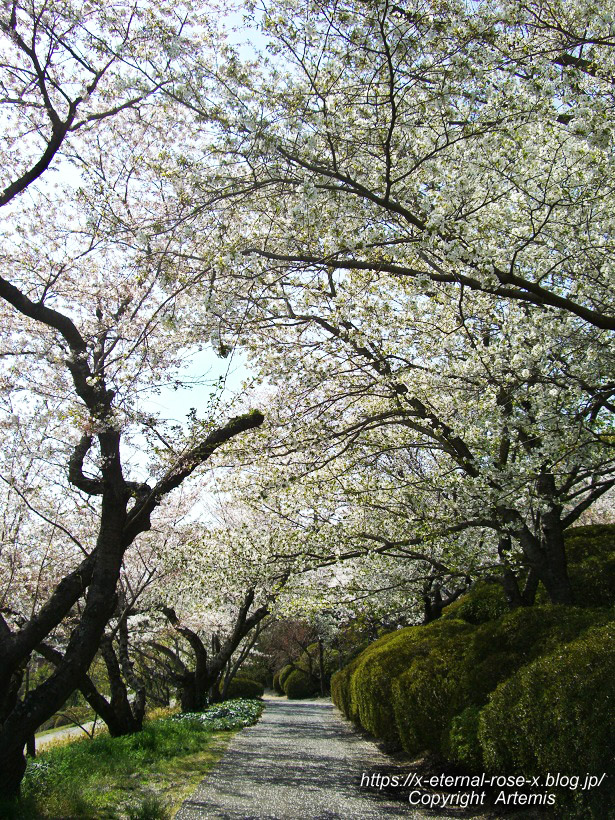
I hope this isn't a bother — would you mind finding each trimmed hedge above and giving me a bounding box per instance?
[272,671,283,694]
[391,625,470,756]
[458,605,609,708]
[441,582,509,624]
[479,622,615,817]
[220,677,264,700]
[283,669,318,699]
[448,705,482,771]
[331,655,361,719]
[332,629,399,722]
[564,524,615,564]
[278,664,294,690]
[333,603,610,765]
[564,525,615,608]
[344,620,473,747]
[416,605,606,764]
[331,523,615,800]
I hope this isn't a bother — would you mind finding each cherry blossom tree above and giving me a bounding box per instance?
[132,512,294,709]
[153,0,615,610]
[0,0,265,797]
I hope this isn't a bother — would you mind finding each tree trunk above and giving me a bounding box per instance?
[423,585,443,623]
[517,508,573,605]
[521,568,539,606]
[503,475,574,606]
[500,567,524,609]
[0,495,127,795]
[118,618,146,730]
[26,735,35,759]
[179,675,199,712]
[100,638,143,735]
[540,513,573,604]
[0,359,263,798]
[0,743,26,800]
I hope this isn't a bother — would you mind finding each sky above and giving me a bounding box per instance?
[142,345,250,425]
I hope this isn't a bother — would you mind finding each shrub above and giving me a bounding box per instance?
[564,524,615,564]
[283,669,318,699]
[170,699,263,731]
[347,620,473,747]
[331,656,360,719]
[479,622,615,817]
[220,677,264,700]
[290,642,342,694]
[391,626,472,756]
[459,605,608,707]
[236,661,270,687]
[272,671,283,694]
[569,552,615,608]
[441,582,509,624]
[278,664,294,690]
[333,600,610,765]
[448,705,482,771]
[440,606,607,765]
[353,604,605,760]
[563,525,615,608]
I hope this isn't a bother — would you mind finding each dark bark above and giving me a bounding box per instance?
[36,641,132,738]
[99,637,143,735]
[500,567,524,609]
[497,536,524,609]
[423,578,467,623]
[508,472,574,606]
[161,591,269,711]
[145,640,210,711]
[521,568,539,606]
[117,618,146,730]
[161,607,210,711]
[219,620,267,700]
[25,735,35,759]
[0,553,95,702]
[0,410,263,798]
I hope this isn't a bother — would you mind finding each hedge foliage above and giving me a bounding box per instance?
[283,669,318,699]
[441,582,509,624]
[272,671,283,694]
[343,620,472,746]
[564,525,615,608]
[333,524,615,817]
[220,677,264,700]
[278,665,294,690]
[479,622,615,817]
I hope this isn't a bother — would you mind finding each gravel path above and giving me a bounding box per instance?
[175,696,457,819]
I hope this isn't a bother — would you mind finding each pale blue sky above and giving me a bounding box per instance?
[142,345,250,425]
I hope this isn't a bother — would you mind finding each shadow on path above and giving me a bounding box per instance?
[175,697,460,819]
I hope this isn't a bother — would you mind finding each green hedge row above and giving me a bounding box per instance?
[332,526,615,816]
[284,669,318,699]
[220,677,264,700]
[332,606,613,817]
[480,621,615,817]
[272,663,319,699]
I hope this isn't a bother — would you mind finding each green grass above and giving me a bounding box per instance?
[2,699,264,819]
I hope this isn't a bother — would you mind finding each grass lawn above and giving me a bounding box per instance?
[2,699,263,819]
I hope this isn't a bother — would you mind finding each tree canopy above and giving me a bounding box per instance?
[1,0,615,800]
